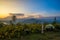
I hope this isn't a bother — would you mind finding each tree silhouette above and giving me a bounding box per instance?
[12,15,16,23]
[52,17,56,24]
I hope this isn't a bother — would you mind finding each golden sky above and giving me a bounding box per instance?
[0,0,59,18]
[0,0,26,18]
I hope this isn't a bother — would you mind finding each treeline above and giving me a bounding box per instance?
[0,22,60,40]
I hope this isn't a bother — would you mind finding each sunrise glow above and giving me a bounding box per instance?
[0,0,60,18]
[0,0,25,18]
[0,5,10,18]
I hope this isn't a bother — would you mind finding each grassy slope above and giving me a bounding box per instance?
[13,32,60,40]
[12,32,60,40]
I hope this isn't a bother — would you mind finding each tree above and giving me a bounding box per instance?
[12,15,17,25]
[52,17,56,24]
[12,15,16,22]
[0,22,3,27]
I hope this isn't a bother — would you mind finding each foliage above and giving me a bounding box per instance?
[0,22,60,40]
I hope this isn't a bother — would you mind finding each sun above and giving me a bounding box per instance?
[0,1,27,18]
[0,7,9,18]
[0,11,9,18]
[0,5,10,18]
[0,13,9,18]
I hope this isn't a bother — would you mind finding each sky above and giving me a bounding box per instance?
[0,0,60,18]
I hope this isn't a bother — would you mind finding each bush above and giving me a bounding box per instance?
[54,24,60,31]
[45,24,55,31]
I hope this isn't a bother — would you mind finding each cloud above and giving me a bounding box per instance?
[9,13,24,16]
[29,10,60,17]
[1,10,60,19]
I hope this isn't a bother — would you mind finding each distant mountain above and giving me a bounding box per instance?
[21,18,41,23]
[16,16,60,23]
[0,16,60,23]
